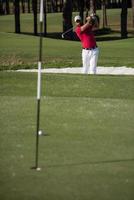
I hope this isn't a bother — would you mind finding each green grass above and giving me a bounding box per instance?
[0,72,134,200]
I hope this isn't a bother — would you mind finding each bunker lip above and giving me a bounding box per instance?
[16,66,134,75]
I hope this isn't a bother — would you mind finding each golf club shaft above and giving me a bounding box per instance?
[62,26,75,37]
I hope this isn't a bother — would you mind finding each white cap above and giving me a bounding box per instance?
[74,15,81,22]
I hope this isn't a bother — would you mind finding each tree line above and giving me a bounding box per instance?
[0,0,132,15]
[1,0,134,39]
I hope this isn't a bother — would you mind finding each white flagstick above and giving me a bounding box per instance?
[34,0,44,171]
[37,61,41,100]
[40,0,43,22]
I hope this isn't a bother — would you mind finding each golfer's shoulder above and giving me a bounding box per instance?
[75,25,81,33]
[80,22,92,32]
[75,25,81,30]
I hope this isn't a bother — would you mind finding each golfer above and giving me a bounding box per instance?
[74,15,99,74]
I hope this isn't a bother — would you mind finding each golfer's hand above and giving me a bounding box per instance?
[86,16,92,23]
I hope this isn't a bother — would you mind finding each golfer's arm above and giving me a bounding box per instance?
[80,22,91,32]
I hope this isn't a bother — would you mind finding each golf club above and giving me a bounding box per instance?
[61,26,75,38]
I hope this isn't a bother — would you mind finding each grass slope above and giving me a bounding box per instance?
[0,32,134,69]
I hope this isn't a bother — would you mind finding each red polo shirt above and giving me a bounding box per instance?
[75,25,97,49]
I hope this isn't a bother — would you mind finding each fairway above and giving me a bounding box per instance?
[0,72,134,200]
